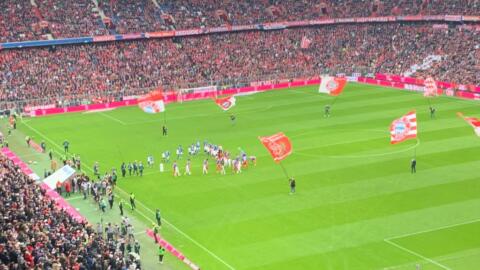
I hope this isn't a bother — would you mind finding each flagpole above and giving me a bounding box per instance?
[331,96,340,106]
[426,97,432,109]
[278,162,290,180]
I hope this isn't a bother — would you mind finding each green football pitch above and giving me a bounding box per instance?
[16,83,480,269]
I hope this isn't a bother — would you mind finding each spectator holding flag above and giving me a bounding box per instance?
[290,177,296,194]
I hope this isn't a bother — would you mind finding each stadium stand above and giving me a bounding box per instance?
[0,1,479,269]
[0,1,42,43]
[0,154,141,269]
[1,22,478,110]
[0,0,479,40]
[37,0,109,38]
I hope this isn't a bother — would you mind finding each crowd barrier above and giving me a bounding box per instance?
[359,74,480,100]
[1,146,201,268]
[374,73,480,93]
[1,147,40,180]
[1,15,478,50]
[29,79,321,117]
[146,229,200,270]
[28,74,479,117]
[0,147,85,223]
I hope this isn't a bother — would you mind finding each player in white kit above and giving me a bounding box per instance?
[185,159,191,175]
[202,159,208,175]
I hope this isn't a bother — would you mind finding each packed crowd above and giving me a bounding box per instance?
[98,0,165,34]
[0,1,42,43]
[37,0,109,39]
[1,0,479,41]
[159,0,480,30]
[1,22,478,110]
[0,155,142,269]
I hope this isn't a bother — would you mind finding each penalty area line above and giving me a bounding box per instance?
[383,218,480,270]
[385,218,480,241]
[98,112,127,125]
[384,239,451,270]
[20,121,236,270]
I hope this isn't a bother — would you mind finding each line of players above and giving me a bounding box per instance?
[118,141,257,178]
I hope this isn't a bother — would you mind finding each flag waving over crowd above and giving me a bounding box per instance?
[423,77,439,97]
[390,111,417,144]
[215,96,236,111]
[300,36,312,49]
[259,132,292,163]
[138,90,165,113]
[319,76,347,96]
[457,112,480,137]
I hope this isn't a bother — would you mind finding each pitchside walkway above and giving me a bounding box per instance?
[0,118,187,270]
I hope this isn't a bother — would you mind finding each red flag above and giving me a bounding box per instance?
[457,112,480,136]
[138,90,165,113]
[390,111,417,144]
[214,96,236,111]
[319,76,347,96]
[301,36,312,49]
[259,132,292,163]
[423,77,440,97]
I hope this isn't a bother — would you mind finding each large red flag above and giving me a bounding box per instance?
[259,132,292,163]
[457,112,480,137]
[423,77,440,97]
[138,90,165,113]
[318,76,347,96]
[214,96,236,111]
[390,111,417,144]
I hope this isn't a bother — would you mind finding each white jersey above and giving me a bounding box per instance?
[185,163,191,175]
[202,161,208,174]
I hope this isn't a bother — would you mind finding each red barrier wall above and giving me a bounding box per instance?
[30,75,478,117]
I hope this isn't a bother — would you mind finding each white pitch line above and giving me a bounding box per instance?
[125,105,273,126]
[384,249,480,270]
[114,187,236,270]
[18,152,44,159]
[295,138,420,159]
[99,112,127,125]
[384,239,451,270]
[385,218,480,241]
[20,120,235,270]
[65,196,84,201]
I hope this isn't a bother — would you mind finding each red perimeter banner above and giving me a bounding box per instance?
[462,16,480,22]
[146,31,175,38]
[93,35,116,42]
[445,15,462,21]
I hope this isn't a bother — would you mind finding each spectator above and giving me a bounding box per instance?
[1,22,478,113]
[1,0,479,41]
[0,154,142,269]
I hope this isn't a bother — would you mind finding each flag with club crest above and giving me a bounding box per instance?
[214,96,236,111]
[457,112,480,137]
[138,90,165,113]
[390,111,417,144]
[423,77,440,97]
[259,132,292,163]
[301,36,312,49]
[319,76,347,96]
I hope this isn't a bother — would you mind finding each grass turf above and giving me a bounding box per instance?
[16,83,480,269]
